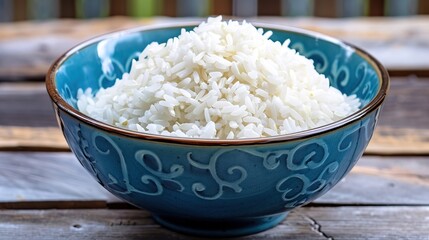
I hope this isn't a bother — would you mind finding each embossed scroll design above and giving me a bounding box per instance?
[187,150,248,200]
[330,55,377,105]
[265,139,334,208]
[292,42,351,92]
[91,132,184,196]
[352,62,377,105]
[276,162,339,208]
[330,58,350,90]
[186,139,330,201]
[98,51,140,89]
[60,83,77,107]
[338,117,372,152]
[62,121,103,185]
[67,118,371,205]
[291,42,329,73]
[291,41,377,104]
[274,120,372,208]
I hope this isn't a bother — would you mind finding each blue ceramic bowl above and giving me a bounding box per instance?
[46,22,389,237]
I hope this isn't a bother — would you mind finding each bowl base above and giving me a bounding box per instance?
[153,212,288,237]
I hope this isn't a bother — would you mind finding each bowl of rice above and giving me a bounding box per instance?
[46,16,389,237]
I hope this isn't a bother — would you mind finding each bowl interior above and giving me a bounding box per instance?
[54,24,381,123]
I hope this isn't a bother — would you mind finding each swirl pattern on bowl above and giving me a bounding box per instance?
[48,22,388,237]
[60,107,377,217]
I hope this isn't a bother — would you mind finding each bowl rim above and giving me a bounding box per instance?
[46,20,389,146]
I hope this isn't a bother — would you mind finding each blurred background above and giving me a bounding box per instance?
[1,0,429,82]
[0,0,428,132]
[0,2,428,233]
[0,0,428,21]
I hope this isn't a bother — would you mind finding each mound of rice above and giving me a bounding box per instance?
[77,16,360,139]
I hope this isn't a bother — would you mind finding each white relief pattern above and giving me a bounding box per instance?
[63,108,375,206]
[291,42,329,73]
[185,138,329,201]
[276,162,339,208]
[291,42,378,104]
[286,139,329,170]
[338,118,371,152]
[98,52,140,89]
[187,151,247,200]
[135,150,185,192]
[61,83,77,107]
[330,58,350,89]
[59,38,379,207]
[91,132,185,196]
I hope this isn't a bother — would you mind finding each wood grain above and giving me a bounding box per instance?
[377,78,429,130]
[0,127,66,151]
[0,152,117,203]
[0,83,57,127]
[0,207,428,239]
[1,125,428,155]
[1,16,428,238]
[1,16,429,80]
[366,127,429,155]
[317,156,429,205]
[1,78,428,154]
[0,152,428,206]
[302,206,429,239]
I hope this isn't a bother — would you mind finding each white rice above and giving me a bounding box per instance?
[77,16,360,139]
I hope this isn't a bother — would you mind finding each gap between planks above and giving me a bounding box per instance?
[1,126,428,155]
[1,200,429,211]
[0,207,428,239]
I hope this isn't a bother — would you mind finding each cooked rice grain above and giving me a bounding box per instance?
[77,16,360,139]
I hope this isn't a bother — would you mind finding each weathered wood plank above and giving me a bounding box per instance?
[0,82,57,127]
[0,152,117,203]
[317,156,429,204]
[0,207,428,239]
[0,127,66,151]
[2,125,428,155]
[0,17,158,80]
[367,127,429,155]
[2,78,422,128]
[1,77,428,154]
[302,206,429,239]
[262,16,429,71]
[377,78,429,130]
[1,16,429,80]
[0,152,428,206]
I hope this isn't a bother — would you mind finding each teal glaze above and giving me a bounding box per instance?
[47,23,388,237]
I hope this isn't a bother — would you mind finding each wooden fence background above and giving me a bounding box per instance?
[1,0,428,22]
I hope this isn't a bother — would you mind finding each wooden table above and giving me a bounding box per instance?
[1,17,429,239]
